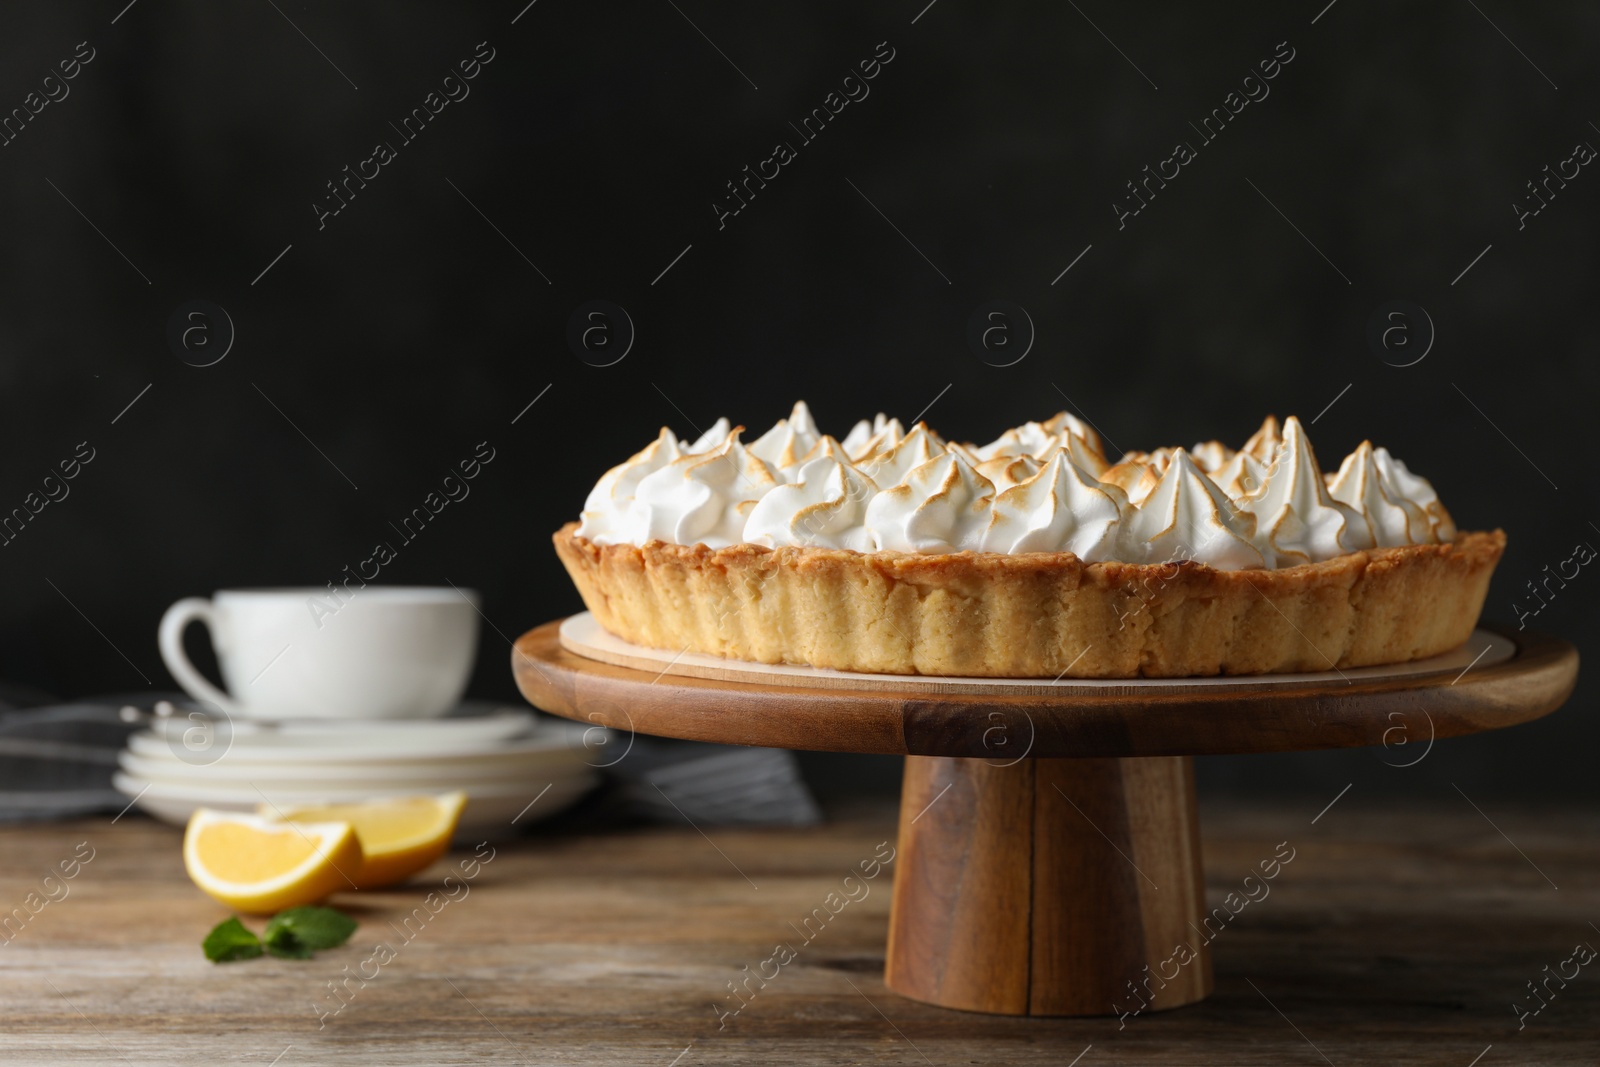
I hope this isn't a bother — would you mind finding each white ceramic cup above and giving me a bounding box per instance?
[158,587,480,721]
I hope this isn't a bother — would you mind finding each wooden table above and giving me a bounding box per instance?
[4,798,1597,1065]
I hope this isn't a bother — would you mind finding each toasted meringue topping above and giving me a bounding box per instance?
[1101,459,1161,505]
[1040,410,1103,454]
[856,423,945,490]
[1238,417,1374,566]
[797,434,854,466]
[1328,441,1431,546]
[974,420,1060,461]
[685,418,732,454]
[976,453,1041,492]
[1124,440,1238,477]
[748,401,822,474]
[1213,450,1267,499]
[1119,447,1176,473]
[1125,451,1264,570]
[864,452,995,553]
[1242,415,1283,462]
[576,428,683,544]
[942,440,978,465]
[630,430,780,549]
[841,414,904,460]
[744,455,878,552]
[1189,440,1234,473]
[972,413,1113,478]
[575,401,1461,567]
[1371,446,1457,541]
[1061,434,1111,477]
[979,452,1126,558]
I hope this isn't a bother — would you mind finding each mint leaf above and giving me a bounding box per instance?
[203,917,263,962]
[264,906,358,953]
[204,908,355,963]
[263,929,314,960]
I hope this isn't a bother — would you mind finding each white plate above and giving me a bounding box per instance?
[125,720,603,769]
[117,753,598,792]
[113,771,599,838]
[118,748,595,786]
[143,705,537,752]
[116,755,598,796]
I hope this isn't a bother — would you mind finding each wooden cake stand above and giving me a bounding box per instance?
[511,615,1578,1017]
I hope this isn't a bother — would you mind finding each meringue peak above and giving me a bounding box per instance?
[1062,433,1111,477]
[1371,445,1456,541]
[575,428,684,544]
[1101,458,1161,505]
[1213,449,1266,499]
[633,428,781,548]
[865,452,994,553]
[841,413,904,460]
[1242,415,1283,462]
[980,451,1125,558]
[686,418,732,454]
[787,400,820,438]
[1127,451,1264,570]
[974,420,1058,461]
[1329,440,1431,546]
[1040,410,1104,455]
[1240,416,1374,565]
[976,453,1041,492]
[745,454,878,552]
[1189,440,1234,473]
[856,423,945,489]
[748,404,822,472]
[798,434,855,466]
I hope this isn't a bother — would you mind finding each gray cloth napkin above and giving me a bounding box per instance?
[0,694,185,822]
[598,737,823,827]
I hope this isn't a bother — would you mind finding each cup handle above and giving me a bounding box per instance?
[158,598,237,714]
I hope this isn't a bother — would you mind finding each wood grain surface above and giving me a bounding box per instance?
[513,620,1578,758]
[5,800,1598,1065]
[886,755,1212,1015]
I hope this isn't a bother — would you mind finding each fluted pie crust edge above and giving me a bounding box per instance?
[552,523,1505,678]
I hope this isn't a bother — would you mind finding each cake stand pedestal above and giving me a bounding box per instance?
[511,617,1577,1017]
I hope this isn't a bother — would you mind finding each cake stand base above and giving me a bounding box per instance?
[886,755,1210,1015]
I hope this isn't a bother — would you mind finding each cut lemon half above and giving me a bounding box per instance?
[183,809,362,914]
[264,792,467,890]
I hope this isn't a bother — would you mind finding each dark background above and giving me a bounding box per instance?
[0,2,1593,801]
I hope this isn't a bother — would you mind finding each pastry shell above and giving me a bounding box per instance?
[553,523,1504,678]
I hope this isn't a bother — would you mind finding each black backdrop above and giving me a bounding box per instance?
[1,2,1594,799]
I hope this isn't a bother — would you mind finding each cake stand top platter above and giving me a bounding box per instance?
[512,614,1577,760]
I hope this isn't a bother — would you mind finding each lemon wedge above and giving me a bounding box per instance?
[184,809,363,914]
[264,792,467,890]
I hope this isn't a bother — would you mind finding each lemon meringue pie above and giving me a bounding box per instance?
[555,403,1502,678]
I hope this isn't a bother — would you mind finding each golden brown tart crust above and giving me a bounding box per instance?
[553,523,1505,678]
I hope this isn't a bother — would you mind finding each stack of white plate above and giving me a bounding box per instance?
[113,704,601,839]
